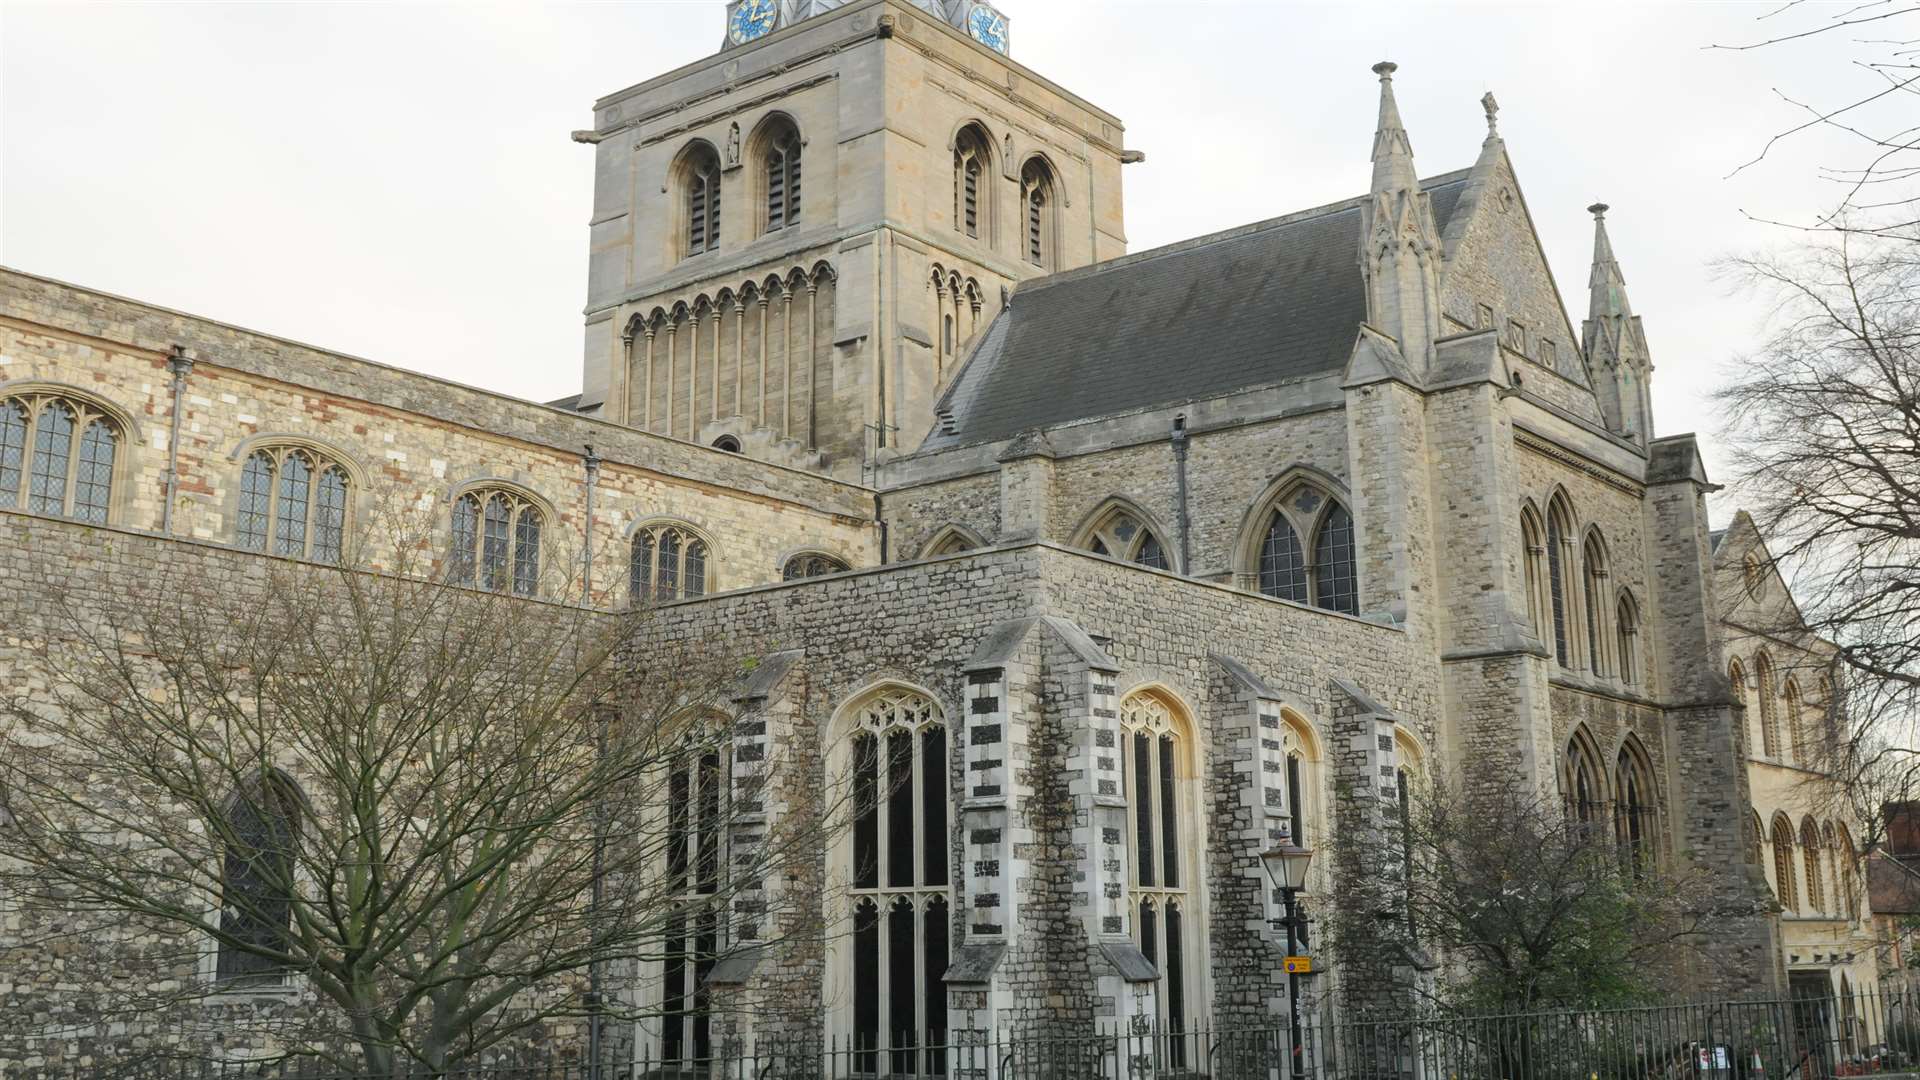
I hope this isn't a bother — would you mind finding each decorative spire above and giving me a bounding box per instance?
[1370,61,1418,195]
[1480,92,1500,141]
[1587,202,1631,320]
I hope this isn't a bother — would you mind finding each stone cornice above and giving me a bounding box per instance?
[1513,426,1646,498]
[632,73,839,151]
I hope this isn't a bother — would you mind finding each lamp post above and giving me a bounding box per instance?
[1262,842,1314,1080]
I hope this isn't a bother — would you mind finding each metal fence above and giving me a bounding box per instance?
[67,987,1920,1080]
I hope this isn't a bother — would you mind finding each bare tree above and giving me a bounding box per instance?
[0,512,829,1075]
[1709,2,1920,240]
[1324,779,1728,1016]
[1715,230,1920,837]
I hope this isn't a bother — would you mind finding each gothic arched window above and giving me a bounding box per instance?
[1123,690,1201,1043]
[1613,741,1656,872]
[1616,591,1641,686]
[845,687,949,1076]
[1562,729,1603,828]
[683,143,723,256]
[1755,652,1781,758]
[1545,496,1575,667]
[216,773,303,986]
[762,118,802,233]
[237,446,351,563]
[1255,484,1358,613]
[1836,823,1858,920]
[921,525,981,558]
[953,124,993,240]
[1520,505,1546,632]
[1784,679,1805,765]
[449,489,543,596]
[1019,157,1055,267]
[1801,818,1825,915]
[1771,813,1799,913]
[631,523,710,603]
[1082,503,1172,571]
[1582,531,1610,675]
[782,552,849,580]
[0,391,121,523]
[661,737,726,1064]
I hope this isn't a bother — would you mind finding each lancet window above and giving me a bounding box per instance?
[1613,742,1656,872]
[1755,652,1781,758]
[684,143,722,256]
[1801,818,1825,915]
[1020,157,1055,267]
[953,124,992,241]
[1616,592,1641,685]
[1124,690,1201,1043]
[1562,730,1603,828]
[661,741,726,1064]
[237,446,350,563]
[762,118,802,233]
[1771,814,1798,913]
[1545,496,1574,667]
[0,391,121,523]
[216,772,303,986]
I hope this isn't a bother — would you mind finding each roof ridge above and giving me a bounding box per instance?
[1014,167,1474,297]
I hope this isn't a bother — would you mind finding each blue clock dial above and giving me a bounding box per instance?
[729,0,778,45]
[965,4,1008,54]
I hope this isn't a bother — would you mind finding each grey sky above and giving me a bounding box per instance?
[0,1,1869,516]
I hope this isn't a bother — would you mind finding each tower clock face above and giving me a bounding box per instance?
[728,0,778,45]
[965,3,1009,54]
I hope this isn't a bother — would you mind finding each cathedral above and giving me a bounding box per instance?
[0,0,1880,1068]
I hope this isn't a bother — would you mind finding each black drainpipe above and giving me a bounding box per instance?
[162,345,193,535]
[1171,414,1191,574]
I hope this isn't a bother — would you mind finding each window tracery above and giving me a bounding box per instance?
[845,687,949,1075]
[684,143,723,256]
[762,118,802,233]
[1083,504,1171,571]
[1123,690,1201,1041]
[1613,741,1655,872]
[631,523,710,603]
[1562,729,1603,828]
[1801,817,1825,914]
[0,391,121,523]
[1616,591,1641,686]
[1254,483,1358,613]
[661,740,726,1064]
[782,552,849,580]
[953,124,992,241]
[449,488,544,596]
[1019,157,1055,267]
[216,773,302,986]
[1545,496,1574,667]
[237,445,351,563]
[1771,814,1798,913]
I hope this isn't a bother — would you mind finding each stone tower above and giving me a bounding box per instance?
[572,0,1130,480]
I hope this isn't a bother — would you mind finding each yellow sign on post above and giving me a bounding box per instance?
[1283,956,1313,974]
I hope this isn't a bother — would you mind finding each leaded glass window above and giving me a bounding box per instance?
[216,774,302,986]
[1082,505,1173,571]
[0,393,122,522]
[1254,485,1358,612]
[846,688,949,1075]
[1259,513,1307,602]
[662,743,726,1065]
[235,446,351,562]
[1313,504,1357,614]
[1582,532,1609,675]
[449,489,542,596]
[1123,690,1197,1044]
[1563,731,1602,827]
[1614,744,1655,873]
[1546,502,1572,667]
[783,552,849,580]
[631,523,710,603]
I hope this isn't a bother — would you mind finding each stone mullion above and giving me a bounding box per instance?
[643,327,658,434]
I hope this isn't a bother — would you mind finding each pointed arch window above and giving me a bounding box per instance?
[845,688,949,1076]
[216,773,303,986]
[1256,484,1358,613]
[1521,507,1546,632]
[0,392,122,523]
[921,526,980,558]
[1562,731,1603,828]
[1613,743,1656,873]
[782,552,849,580]
[1756,653,1781,758]
[661,738,726,1064]
[1084,505,1172,571]
[1123,690,1200,1043]
[236,446,352,563]
[1835,824,1858,920]
[1801,818,1825,914]
[1545,498,1574,667]
[449,489,543,596]
[1019,157,1055,267]
[763,119,802,232]
[953,124,992,240]
[1616,592,1641,686]
[631,523,710,603]
[1784,679,1805,765]
[1771,814,1799,913]
[684,143,723,256]
[1582,531,1611,675]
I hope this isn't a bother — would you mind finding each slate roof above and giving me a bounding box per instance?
[922,170,1472,451]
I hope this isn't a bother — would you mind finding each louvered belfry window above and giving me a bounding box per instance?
[686,145,722,255]
[765,125,801,232]
[953,124,991,240]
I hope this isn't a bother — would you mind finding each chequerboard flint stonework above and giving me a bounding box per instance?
[0,0,1873,1067]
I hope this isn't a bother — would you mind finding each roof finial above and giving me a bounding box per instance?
[1373,60,1397,79]
[1481,91,1500,139]
[1588,202,1609,219]
[1370,61,1417,195]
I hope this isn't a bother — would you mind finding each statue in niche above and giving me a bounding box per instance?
[725,122,742,168]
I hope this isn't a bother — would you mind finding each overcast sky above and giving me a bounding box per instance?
[0,1,1874,519]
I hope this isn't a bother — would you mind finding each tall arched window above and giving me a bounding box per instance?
[953,124,992,241]
[1520,505,1546,632]
[1755,652,1781,758]
[1582,531,1610,675]
[1730,656,1756,755]
[1280,713,1320,852]
[216,773,302,986]
[1123,689,1201,1043]
[684,143,723,256]
[1801,818,1825,914]
[1784,679,1804,765]
[236,446,351,563]
[0,391,121,523]
[631,523,710,603]
[1616,591,1641,686]
[1254,483,1357,613]
[762,118,802,232]
[782,552,849,580]
[661,737,726,1064]
[920,525,981,558]
[1082,503,1171,571]
[846,687,949,1076]
[1771,814,1799,913]
[1545,496,1575,667]
[1613,741,1656,872]
[449,489,543,596]
[1562,729,1603,828]
[1750,810,1766,872]
[1836,824,1858,920]
[1019,157,1055,267]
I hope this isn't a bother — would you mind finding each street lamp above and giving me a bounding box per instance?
[1262,842,1314,1080]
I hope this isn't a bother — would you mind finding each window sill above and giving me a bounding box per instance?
[203,975,302,1002]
